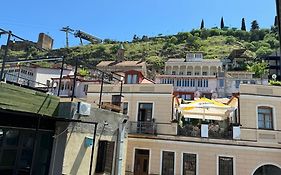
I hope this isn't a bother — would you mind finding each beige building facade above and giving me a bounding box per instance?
[84,82,281,175]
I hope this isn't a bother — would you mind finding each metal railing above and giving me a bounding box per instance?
[129,121,157,135]
[3,72,50,92]
[178,123,233,139]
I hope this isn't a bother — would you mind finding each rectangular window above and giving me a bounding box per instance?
[95,141,115,173]
[219,156,233,175]
[172,71,176,75]
[219,79,224,87]
[132,74,138,84]
[179,72,184,75]
[258,107,273,129]
[127,74,138,84]
[202,72,207,76]
[127,75,132,84]
[183,153,196,175]
[123,102,128,115]
[235,80,240,88]
[195,72,200,76]
[162,151,174,175]
[138,103,153,122]
[198,79,203,87]
[187,72,192,75]
[83,84,88,92]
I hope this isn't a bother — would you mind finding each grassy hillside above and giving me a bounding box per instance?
[6,27,279,72]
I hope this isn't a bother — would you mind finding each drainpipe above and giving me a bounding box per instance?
[116,119,127,175]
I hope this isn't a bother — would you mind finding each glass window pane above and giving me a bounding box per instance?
[5,130,19,146]
[258,107,273,129]
[219,156,233,175]
[162,151,174,175]
[183,153,196,175]
[0,149,17,166]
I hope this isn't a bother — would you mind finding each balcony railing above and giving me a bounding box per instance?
[178,123,233,139]
[129,121,237,140]
[129,121,157,135]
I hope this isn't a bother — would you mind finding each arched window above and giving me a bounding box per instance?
[253,164,281,175]
[258,106,273,130]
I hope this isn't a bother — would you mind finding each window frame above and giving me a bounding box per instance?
[257,106,274,130]
[136,102,154,122]
[181,152,198,175]
[217,155,235,175]
[160,150,176,175]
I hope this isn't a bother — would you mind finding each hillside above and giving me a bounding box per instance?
[6,27,279,71]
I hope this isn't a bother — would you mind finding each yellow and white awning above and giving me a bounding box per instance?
[179,98,234,121]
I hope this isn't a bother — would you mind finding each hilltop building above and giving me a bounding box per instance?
[155,52,223,99]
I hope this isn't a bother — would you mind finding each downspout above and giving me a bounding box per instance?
[114,128,120,175]
[117,122,126,175]
[237,93,241,125]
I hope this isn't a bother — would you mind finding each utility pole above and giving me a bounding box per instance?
[60,26,74,48]
[0,30,12,81]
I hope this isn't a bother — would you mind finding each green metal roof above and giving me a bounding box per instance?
[0,82,59,116]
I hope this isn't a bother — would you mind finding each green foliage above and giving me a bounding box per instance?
[145,55,164,70]
[269,80,281,86]
[6,26,278,71]
[255,46,272,58]
[247,62,268,78]
[79,68,89,76]
[251,20,260,31]
[220,17,225,29]
[200,19,204,29]
[241,18,246,31]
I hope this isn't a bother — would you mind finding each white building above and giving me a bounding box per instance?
[217,71,268,97]
[50,75,101,98]
[155,52,223,99]
[4,65,73,88]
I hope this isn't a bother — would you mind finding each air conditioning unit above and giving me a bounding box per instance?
[78,102,91,116]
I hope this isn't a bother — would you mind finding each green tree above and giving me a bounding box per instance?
[220,17,225,29]
[145,55,164,70]
[274,16,278,27]
[200,19,205,29]
[247,62,268,78]
[170,36,178,44]
[251,20,260,31]
[79,68,89,76]
[255,46,272,58]
[241,18,246,31]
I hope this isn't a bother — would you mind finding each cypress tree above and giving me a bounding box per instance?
[220,17,225,29]
[274,16,278,27]
[251,20,259,31]
[241,18,246,31]
[200,19,205,29]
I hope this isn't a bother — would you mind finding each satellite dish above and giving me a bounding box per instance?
[272,74,277,80]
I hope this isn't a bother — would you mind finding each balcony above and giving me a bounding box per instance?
[178,123,233,139]
[129,121,157,135]
[128,121,239,140]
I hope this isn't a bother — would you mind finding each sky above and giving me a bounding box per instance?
[0,0,277,48]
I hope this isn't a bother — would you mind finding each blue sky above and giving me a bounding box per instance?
[0,0,277,48]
